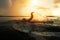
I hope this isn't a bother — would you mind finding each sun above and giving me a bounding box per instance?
[31,0,38,5]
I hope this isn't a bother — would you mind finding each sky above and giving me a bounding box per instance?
[0,0,8,8]
[0,0,60,21]
[0,0,53,16]
[0,0,28,21]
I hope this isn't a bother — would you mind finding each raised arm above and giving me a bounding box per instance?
[28,12,34,22]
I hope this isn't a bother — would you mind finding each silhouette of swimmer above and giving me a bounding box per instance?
[22,12,34,22]
[28,12,34,21]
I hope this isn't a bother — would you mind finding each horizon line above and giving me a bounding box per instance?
[0,16,29,17]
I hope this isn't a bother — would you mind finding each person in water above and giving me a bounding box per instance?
[22,12,34,22]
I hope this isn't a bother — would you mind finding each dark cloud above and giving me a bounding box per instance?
[0,0,9,8]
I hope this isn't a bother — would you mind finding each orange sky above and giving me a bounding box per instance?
[0,0,60,21]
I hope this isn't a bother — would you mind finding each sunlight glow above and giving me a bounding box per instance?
[52,9,60,16]
[20,0,38,17]
[9,0,12,8]
[52,2,60,16]
[20,0,53,21]
[31,0,38,5]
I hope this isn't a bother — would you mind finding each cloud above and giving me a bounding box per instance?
[0,0,8,8]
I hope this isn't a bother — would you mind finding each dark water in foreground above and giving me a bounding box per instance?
[0,20,60,40]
